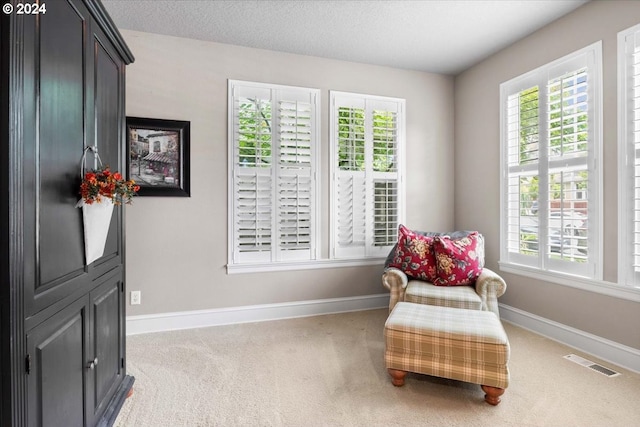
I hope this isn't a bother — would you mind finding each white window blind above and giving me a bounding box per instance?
[500,42,602,280]
[618,24,640,289]
[330,92,405,259]
[228,80,319,266]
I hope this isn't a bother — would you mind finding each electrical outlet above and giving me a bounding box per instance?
[130,291,141,305]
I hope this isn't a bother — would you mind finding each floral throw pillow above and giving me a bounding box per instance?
[388,225,437,282]
[433,232,483,286]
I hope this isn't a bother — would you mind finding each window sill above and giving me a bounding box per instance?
[227,258,386,274]
[498,261,640,302]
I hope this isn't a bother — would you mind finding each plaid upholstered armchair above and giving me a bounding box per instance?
[382,226,507,318]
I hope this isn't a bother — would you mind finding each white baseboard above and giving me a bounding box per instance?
[126,293,390,336]
[499,303,640,374]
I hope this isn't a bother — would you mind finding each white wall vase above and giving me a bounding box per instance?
[76,198,114,265]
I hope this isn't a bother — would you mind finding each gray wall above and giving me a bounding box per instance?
[455,0,640,350]
[122,30,455,316]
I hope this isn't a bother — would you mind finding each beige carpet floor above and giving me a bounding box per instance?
[114,308,640,426]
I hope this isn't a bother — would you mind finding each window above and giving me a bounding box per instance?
[330,91,405,259]
[228,80,320,267]
[618,25,640,289]
[499,42,602,280]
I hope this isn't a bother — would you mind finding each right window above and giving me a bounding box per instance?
[329,91,405,260]
[618,25,640,289]
[500,42,602,280]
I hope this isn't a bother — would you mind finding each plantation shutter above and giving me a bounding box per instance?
[276,90,316,261]
[331,92,404,259]
[619,25,640,288]
[370,101,400,255]
[501,42,601,279]
[232,85,273,264]
[545,65,590,274]
[334,100,367,258]
[229,81,319,266]
[505,83,540,268]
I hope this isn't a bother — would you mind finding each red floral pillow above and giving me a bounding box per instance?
[388,225,437,282]
[432,232,483,286]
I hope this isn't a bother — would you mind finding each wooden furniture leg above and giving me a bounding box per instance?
[388,369,407,386]
[481,385,504,405]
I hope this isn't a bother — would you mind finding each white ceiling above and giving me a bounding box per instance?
[101,0,589,75]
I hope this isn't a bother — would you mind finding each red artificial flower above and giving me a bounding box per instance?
[79,166,139,205]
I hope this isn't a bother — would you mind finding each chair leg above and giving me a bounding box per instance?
[481,385,504,405]
[388,369,407,386]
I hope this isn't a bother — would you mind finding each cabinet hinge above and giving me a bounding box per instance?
[26,354,31,375]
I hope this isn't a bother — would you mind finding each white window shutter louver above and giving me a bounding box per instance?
[277,97,315,261]
[336,173,367,258]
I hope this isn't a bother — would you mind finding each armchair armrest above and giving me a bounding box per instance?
[382,267,409,313]
[475,268,507,318]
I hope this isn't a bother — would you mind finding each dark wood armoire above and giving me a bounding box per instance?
[1,1,135,426]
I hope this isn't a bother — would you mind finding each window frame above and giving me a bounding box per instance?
[618,24,640,291]
[499,42,603,283]
[329,91,406,260]
[227,80,321,272]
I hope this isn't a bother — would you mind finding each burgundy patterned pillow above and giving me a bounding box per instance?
[432,232,483,286]
[388,225,437,282]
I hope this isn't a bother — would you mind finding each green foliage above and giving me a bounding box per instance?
[519,232,538,255]
[548,72,588,157]
[519,86,539,165]
[338,107,365,170]
[237,100,399,172]
[338,107,397,172]
[372,110,397,172]
[238,98,272,167]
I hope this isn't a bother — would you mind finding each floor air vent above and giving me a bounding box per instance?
[563,354,621,377]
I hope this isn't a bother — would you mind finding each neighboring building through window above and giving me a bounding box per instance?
[499,42,602,280]
[228,80,320,268]
[330,91,406,259]
[618,24,640,289]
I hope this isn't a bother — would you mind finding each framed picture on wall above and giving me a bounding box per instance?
[126,117,190,197]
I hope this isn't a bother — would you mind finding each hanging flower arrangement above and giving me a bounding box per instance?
[77,165,139,265]
[79,166,140,205]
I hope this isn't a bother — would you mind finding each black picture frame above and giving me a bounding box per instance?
[126,117,190,197]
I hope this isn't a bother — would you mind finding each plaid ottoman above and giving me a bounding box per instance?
[384,302,510,405]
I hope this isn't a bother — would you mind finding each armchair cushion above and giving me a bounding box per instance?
[405,280,482,310]
[433,232,484,286]
[387,225,438,282]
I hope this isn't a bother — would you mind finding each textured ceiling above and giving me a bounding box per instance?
[101,0,589,75]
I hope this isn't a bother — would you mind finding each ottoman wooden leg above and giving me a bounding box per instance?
[388,369,407,386]
[481,385,505,406]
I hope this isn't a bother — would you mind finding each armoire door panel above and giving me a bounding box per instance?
[94,33,121,170]
[89,275,123,423]
[27,296,89,427]
[93,28,124,262]
[37,0,89,288]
